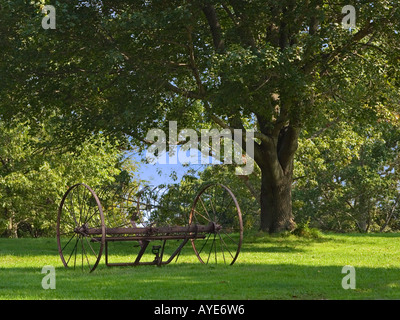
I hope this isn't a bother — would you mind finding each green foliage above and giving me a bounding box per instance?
[1,0,400,233]
[292,218,322,239]
[294,119,400,232]
[1,0,399,145]
[0,119,138,238]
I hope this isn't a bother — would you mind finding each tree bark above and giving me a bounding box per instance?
[260,167,295,233]
[255,125,299,233]
[8,210,18,238]
[356,193,370,233]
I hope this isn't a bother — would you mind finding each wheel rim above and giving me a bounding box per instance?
[189,184,243,265]
[57,183,105,272]
[97,184,141,230]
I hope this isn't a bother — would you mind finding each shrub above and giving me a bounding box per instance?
[292,218,322,239]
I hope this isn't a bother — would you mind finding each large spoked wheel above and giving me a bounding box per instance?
[57,183,106,272]
[189,184,243,265]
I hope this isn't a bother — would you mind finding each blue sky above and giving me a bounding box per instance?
[136,160,194,185]
[128,148,204,186]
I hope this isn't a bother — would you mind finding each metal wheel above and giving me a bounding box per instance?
[97,184,142,230]
[189,184,243,265]
[57,183,105,272]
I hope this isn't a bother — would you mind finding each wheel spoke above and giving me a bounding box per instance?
[218,232,235,259]
[64,201,78,228]
[57,184,105,272]
[82,237,92,271]
[73,236,79,269]
[217,232,227,264]
[206,234,216,264]
[198,197,212,222]
[221,229,240,246]
[189,184,243,266]
[198,232,211,255]
[208,191,217,223]
[61,233,77,252]
[85,236,98,258]
[69,194,78,227]
[193,209,210,223]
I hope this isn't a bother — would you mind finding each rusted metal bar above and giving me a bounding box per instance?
[104,237,191,267]
[133,240,150,265]
[164,237,189,264]
[98,234,206,242]
[87,222,218,236]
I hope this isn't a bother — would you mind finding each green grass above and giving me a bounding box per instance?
[1,232,400,299]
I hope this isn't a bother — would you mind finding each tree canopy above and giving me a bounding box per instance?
[1,0,400,232]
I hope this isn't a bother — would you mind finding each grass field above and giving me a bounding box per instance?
[1,232,400,300]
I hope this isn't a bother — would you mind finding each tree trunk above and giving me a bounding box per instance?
[8,212,18,238]
[255,125,299,233]
[260,168,295,232]
[356,192,370,233]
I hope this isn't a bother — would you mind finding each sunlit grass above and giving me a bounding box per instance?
[1,233,400,299]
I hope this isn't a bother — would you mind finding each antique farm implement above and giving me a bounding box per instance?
[56,183,243,272]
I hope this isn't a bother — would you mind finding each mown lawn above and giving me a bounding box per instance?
[0,232,400,300]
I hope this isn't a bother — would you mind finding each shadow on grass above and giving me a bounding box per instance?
[243,245,305,253]
[1,262,400,300]
[1,236,400,299]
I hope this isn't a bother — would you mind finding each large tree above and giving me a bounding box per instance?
[1,1,400,232]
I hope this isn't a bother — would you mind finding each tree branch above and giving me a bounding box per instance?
[307,117,341,140]
[186,26,206,95]
[228,0,257,50]
[164,82,204,100]
[302,20,377,74]
[202,4,225,53]
[380,194,400,232]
